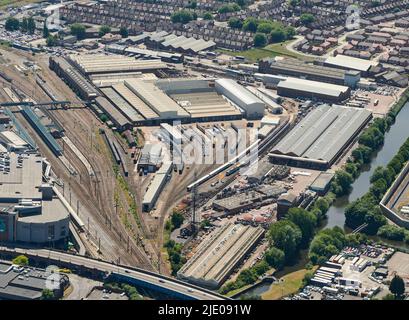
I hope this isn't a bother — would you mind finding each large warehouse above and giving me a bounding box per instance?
[68,54,168,76]
[157,79,243,121]
[270,105,372,169]
[215,79,265,119]
[49,56,99,101]
[177,223,264,289]
[95,78,261,125]
[277,77,351,103]
[259,58,361,88]
[324,55,378,75]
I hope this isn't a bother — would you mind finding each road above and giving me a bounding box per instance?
[0,246,227,300]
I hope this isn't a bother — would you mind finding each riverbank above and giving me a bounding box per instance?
[325,92,409,229]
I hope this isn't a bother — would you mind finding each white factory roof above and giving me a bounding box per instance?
[215,79,264,106]
[142,162,172,206]
[124,79,190,118]
[0,131,28,147]
[277,77,350,97]
[69,54,167,74]
[111,83,159,119]
[324,55,377,72]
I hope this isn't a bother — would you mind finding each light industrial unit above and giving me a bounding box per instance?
[276,77,351,103]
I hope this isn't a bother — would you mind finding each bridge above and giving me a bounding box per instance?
[352,223,368,234]
[0,246,227,300]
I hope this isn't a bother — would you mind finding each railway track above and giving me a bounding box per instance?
[0,63,155,270]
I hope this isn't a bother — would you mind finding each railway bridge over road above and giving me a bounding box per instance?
[0,246,227,300]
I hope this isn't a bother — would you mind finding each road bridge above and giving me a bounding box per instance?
[0,246,227,300]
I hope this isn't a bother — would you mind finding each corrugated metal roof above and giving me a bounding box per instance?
[215,79,264,106]
[277,77,349,97]
[325,54,376,72]
[272,105,372,163]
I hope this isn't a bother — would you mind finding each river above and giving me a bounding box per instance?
[324,101,409,229]
[237,102,409,299]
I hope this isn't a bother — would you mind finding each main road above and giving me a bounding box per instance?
[0,246,227,300]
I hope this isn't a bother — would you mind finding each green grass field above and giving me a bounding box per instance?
[218,40,313,62]
[261,266,317,300]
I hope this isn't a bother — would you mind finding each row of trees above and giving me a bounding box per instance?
[330,96,407,198]
[228,18,296,47]
[345,136,409,236]
[5,17,36,34]
[163,210,186,275]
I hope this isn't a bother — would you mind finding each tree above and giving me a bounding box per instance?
[286,208,317,248]
[99,25,111,38]
[242,18,258,32]
[202,12,213,20]
[27,17,36,34]
[264,247,285,270]
[284,26,296,39]
[389,275,405,298]
[171,10,195,24]
[331,170,353,196]
[253,33,267,47]
[12,255,29,266]
[309,227,347,264]
[300,13,315,26]
[20,18,28,33]
[46,35,58,47]
[171,211,184,229]
[119,27,129,38]
[257,22,274,34]
[5,17,20,31]
[269,28,286,43]
[70,23,86,40]
[288,0,300,7]
[269,220,302,262]
[41,289,55,300]
[43,22,49,38]
[228,17,243,29]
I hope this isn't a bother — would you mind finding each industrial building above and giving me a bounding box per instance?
[309,171,335,195]
[259,58,361,88]
[49,56,99,101]
[96,78,261,125]
[94,97,131,131]
[276,77,351,103]
[68,54,168,76]
[380,161,409,229]
[214,79,265,119]
[0,261,69,300]
[177,223,264,289]
[324,55,378,75]
[105,44,184,63]
[157,79,243,121]
[142,162,172,212]
[143,31,216,55]
[124,79,190,119]
[270,105,372,169]
[137,144,163,173]
[0,152,70,244]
